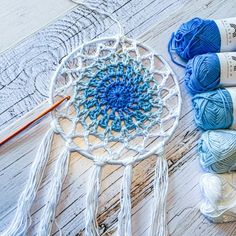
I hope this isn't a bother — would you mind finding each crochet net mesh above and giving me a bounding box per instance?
[50,36,181,165]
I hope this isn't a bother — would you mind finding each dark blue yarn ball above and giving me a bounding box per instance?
[192,88,233,130]
[169,17,221,61]
[185,53,221,95]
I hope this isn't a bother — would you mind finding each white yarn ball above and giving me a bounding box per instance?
[200,173,223,205]
[199,173,236,223]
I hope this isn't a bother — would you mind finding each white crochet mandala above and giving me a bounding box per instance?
[3,36,181,236]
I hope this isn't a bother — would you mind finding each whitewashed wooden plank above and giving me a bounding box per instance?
[0,0,194,130]
[1,0,236,235]
[0,0,76,53]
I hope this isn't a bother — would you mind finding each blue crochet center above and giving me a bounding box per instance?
[74,56,157,133]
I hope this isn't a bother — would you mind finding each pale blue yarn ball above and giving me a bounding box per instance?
[169,17,221,61]
[199,130,236,173]
[185,53,220,95]
[192,89,233,130]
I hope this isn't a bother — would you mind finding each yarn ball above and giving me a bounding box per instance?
[192,88,233,130]
[200,173,223,205]
[185,53,220,94]
[200,173,236,223]
[169,17,221,61]
[199,130,236,173]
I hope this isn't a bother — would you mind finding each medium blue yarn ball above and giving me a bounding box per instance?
[199,130,236,173]
[192,89,233,130]
[170,17,221,60]
[185,53,220,94]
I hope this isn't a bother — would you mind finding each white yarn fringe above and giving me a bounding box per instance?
[85,164,102,236]
[1,129,54,236]
[117,164,132,236]
[37,148,70,236]
[149,154,168,236]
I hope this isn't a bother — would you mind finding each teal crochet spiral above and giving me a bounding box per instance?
[199,130,236,173]
[192,89,234,130]
[185,53,220,95]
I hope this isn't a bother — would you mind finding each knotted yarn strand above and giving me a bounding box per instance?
[149,152,168,236]
[117,164,133,236]
[1,128,54,236]
[37,148,70,236]
[85,164,102,236]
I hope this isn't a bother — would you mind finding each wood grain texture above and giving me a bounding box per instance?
[0,0,236,235]
[0,0,76,53]
[0,0,188,130]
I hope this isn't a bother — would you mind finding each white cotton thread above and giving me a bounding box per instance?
[149,151,168,236]
[49,35,180,236]
[1,129,54,236]
[70,0,124,37]
[55,219,64,236]
[117,164,132,236]
[37,149,70,236]
[85,164,102,236]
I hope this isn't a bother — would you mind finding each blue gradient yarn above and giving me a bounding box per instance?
[185,53,221,94]
[199,130,236,173]
[168,17,221,66]
[192,88,233,130]
[73,55,162,134]
[84,63,152,131]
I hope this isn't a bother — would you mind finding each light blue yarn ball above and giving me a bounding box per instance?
[199,130,236,173]
[192,89,233,130]
[169,17,221,61]
[185,53,220,95]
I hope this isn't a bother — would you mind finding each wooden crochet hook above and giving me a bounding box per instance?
[0,96,70,146]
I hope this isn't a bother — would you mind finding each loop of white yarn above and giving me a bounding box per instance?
[37,149,70,235]
[1,129,54,236]
[200,173,236,223]
[117,164,133,236]
[70,0,124,36]
[50,120,61,134]
[149,153,168,236]
[85,164,102,236]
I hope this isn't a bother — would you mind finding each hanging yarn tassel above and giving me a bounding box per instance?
[85,163,102,236]
[37,148,70,235]
[199,130,236,173]
[149,152,168,236]
[1,129,54,236]
[192,88,234,130]
[185,53,220,94]
[200,173,236,223]
[117,164,132,236]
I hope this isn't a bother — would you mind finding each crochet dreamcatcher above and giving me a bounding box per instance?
[2,5,181,236]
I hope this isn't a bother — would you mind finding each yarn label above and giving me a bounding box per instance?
[218,53,236,86]
[226,87,236,129]
[215,18,236,51]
